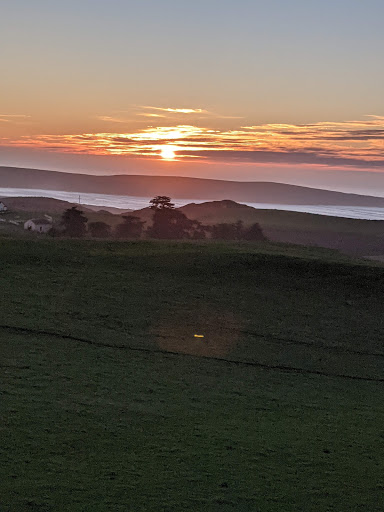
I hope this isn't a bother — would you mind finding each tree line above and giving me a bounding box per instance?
[57,196,266,241]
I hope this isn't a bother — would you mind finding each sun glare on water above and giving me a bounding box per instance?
[160,145,177,160]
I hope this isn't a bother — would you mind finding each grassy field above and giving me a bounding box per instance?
[1,238,384,511]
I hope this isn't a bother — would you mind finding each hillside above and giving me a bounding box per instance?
[3,166,384,205]
[0,196,126,232]
[0,196,131,215]
[179,199,384,233]
[1,239,384,511]
[126,200,384,256]
[2,195,384,257]
[0,196,93,214]
[2,195,384,256]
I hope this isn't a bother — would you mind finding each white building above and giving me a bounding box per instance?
[24,218,52,233]
[0,201,8,213]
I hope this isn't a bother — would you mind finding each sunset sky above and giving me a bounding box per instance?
[1,0,384,192]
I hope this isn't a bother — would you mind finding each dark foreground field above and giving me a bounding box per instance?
[1,239,384,511]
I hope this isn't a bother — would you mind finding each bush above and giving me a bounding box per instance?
[115,216,145,239]
[89,221,112,238]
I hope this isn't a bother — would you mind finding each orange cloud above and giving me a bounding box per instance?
[141,106,209,114]
[3,116,384,169]
[95,115,131,124]
[138,113,167,118]
[138,106,242,119]
[96,105,243,123]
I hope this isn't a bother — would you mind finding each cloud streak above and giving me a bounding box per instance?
[141,106,210,114]
[0,114,31,124]
[96,105,243,122]
[3,115,384,170]
[95,115,132,124]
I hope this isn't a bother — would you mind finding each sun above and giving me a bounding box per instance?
[160,145,177,160]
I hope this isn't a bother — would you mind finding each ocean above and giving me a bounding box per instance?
[1,186,384,220]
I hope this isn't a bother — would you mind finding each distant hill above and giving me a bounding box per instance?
[133,199,382,234]
[0,196,128,231]
[0,196,132,215]
[2,166,384,206]
[87,205,132,214]
[4,190,384,256]
[0,196,91,214]
[2,192,384,256]
[129,199,384,256]
[177,200,384,256]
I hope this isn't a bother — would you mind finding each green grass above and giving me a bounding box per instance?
[1,238,384,511]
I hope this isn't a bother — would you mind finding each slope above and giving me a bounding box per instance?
[1,239,383,511]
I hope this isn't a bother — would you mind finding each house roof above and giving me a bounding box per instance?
[29,218,52,225]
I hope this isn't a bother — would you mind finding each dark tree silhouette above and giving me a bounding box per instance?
[147,208,193,239]
[189,219,208,240]
[211,223,239,240]
[115,215,145,239]
[148,196,187,239]
[147,196,210,239]
[211,220,266,241]
[88,221,111,238]
[235,220,244,239]
[61,207,88,237]
[242,222,266,241]
[150,196,175,210]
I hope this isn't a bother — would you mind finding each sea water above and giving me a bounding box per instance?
[1,186,384,220]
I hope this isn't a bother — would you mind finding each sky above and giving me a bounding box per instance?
[1,0,384,192]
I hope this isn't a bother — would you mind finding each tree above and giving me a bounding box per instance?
[210,220,266,241]
[242,222,266,241]
[235,220,244,239]
[61,207,88,237]
[115,215,145,239]
[147,196,209,240]
[189,219,208,240]
[147,208,193,239]
[88,221,111,238]
[150,196,175,210]
[211,223,239,240]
